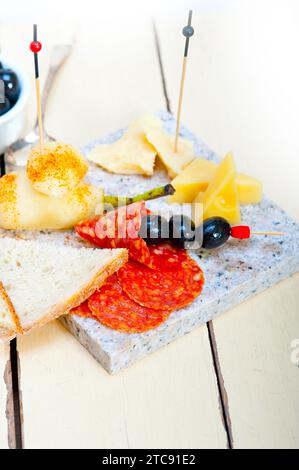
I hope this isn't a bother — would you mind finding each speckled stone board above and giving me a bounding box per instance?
[4,112,299,374]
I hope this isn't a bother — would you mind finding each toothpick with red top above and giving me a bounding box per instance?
[30,24,44,153]
[230,226,286,239]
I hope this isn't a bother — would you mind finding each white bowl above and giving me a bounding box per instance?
[0,55,30,154]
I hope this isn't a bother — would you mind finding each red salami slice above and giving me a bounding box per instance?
[88,274,171,333]
[129,238,152,266]
[147,243,189,271]
[75,217,98,245]
[94,201,148,240]
[71,300,92,318]
[75,202,152,266]
[117,253,204,311]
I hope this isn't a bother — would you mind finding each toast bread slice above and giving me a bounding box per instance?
[0,237,128,336]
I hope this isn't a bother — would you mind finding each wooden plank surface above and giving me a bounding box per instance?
[0,342,9,449]
[155,1,299,449]
[0,16,227,449]
[19,322,226,449]
[212,274,299,449]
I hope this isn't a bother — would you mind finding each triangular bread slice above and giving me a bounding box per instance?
[0,327,15,341]
[0,281,20,333]
[0,237,128,335]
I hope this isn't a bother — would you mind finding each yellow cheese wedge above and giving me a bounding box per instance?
[236,173,263,204]
[168,159,218,203]
[168,159,262,205]
[145,127,195,178]
[193,153,241,225]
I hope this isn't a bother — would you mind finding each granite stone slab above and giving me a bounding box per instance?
[4,112,299,373]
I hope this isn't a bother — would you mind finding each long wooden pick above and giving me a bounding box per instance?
[174,10,194,153]
[30,24,44,153]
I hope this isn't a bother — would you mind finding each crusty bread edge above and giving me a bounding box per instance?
[0,281,23,334]
[0,326,16,342]
[22,248,128,334]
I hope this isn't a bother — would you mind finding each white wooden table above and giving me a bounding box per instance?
[0,2,299,449]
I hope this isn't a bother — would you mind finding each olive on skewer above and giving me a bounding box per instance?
[139,214,196,248]
[139,214,285,250]
[0,68,20,105]
[139,214,169,245]
[169,215,196,249]
[201,217,231,249]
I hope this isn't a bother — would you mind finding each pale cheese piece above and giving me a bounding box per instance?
[128,114,163,133]
[87,116,159,176]
[27,142,88,198]
[87,135,156,176]
[145,127,195,178]
[0,171,103,230]
[193,153,241,225]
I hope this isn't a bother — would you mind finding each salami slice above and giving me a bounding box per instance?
[93,201,148,240]
[117,252,204,311]
[71,300,92,318]
[147,243,189,271]
[88,274,171,333]
[75,202,152,266]
[75,217,98,245]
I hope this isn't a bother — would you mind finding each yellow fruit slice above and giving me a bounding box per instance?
[193,153,241,225]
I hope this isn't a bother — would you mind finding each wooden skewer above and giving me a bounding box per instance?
[30,24,44,154]
[174,10,194,153]
[174,57,187,153]
[35,77,44,153]
[250,231,286,236]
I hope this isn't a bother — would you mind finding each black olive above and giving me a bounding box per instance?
[0,69,20,105]
[201,217,231,249]
[0,96,11,116]
[169,215,196,249]
[139,214,169,245]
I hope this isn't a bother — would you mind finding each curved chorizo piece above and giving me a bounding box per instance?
[75,201,152,264]
[88,274,170,333]
[117,249,204,311]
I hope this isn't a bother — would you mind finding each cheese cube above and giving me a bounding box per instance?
[168,159,262,205]
[236,173,263,204]
[193,153,241,225]
[168,159,218,203]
